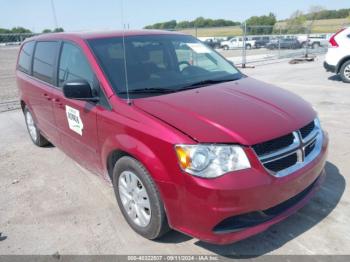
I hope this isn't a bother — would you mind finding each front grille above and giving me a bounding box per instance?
[252,133,294,156]
[305,140,316,157]
[252,119,322,177]
[264,153,297,172]
[300,121,315,138]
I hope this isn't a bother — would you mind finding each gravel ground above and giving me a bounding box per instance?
[0,47,19,103]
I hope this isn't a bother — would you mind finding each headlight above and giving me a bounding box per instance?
[175,144,251,178]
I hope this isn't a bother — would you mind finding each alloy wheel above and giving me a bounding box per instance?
[118,171,151,227]
[25,111,38,141]
[344,64,350,80]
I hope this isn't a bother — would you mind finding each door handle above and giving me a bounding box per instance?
[53,98,64,107]
[43,93,51,101]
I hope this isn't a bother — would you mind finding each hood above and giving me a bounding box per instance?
[134,77,316,145]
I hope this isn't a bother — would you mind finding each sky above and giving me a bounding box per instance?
[1,0,349,32]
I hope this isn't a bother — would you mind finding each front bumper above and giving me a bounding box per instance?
[324,61,336,73]
[168,132,328,244]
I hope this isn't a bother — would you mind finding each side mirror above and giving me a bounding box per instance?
[63,80,99,102]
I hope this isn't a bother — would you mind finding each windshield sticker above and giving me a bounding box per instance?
[187,43,212,54]
[65,105,84,136]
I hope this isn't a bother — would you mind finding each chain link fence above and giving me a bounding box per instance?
[171,21,349,66]
[0,22,349,75]
[0,33,38,47]
[0,22,349,108]
[1,22,349,66]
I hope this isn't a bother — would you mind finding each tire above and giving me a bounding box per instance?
[339,60,350,83]
[245,44,252,50]
[112,156,170,240]
[23,106,50,147]
[312,42,320,49]
[223,45,229,50]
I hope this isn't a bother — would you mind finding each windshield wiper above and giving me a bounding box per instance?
[118,88,176,94]
[177,78,240,91]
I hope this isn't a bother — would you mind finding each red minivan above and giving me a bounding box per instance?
[16,30,328,244]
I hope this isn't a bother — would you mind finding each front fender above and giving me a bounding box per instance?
[101,133,176,183]
[336,56,350,73]
[100,132,187,228]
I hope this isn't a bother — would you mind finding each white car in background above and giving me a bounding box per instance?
[220,37,256,50]
[297,35,329,49]
[324,27,350,83]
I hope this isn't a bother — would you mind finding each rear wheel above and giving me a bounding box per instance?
[24,106,50,147]
[340,60,350,83]
[245,44,252,50]
[112,156,170,240]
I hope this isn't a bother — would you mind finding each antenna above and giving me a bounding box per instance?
[121,0,131,105]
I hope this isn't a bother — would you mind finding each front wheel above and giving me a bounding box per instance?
[24,106,50,147]
[340,60,350,83]
[112,156,170,240]
[222,45,229,50]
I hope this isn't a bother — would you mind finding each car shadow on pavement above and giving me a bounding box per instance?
[194,161,345,257]
[156,230,192,244]
[328,75,342,82]
[0,232,7,241]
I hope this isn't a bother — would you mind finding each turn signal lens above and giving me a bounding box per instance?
[175,146,191,169]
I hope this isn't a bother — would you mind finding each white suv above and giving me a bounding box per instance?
[324,27,350,83]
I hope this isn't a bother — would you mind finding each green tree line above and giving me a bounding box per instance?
[245,13,277,34]
[0,27,32,34]
[303,8,350,20]
[0,27,64,43]
[144,17,241,29]
[0,27,65,34]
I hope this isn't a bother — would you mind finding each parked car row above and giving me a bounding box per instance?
[201,35,329,50]
[266,38,302,50]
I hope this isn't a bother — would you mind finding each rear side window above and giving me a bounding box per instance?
[58,42,94,88]
[33,41,59,84]
[18,41,35,74]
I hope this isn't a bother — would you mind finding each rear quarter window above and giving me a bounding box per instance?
[18,41,35,74]
[33,41,59,84]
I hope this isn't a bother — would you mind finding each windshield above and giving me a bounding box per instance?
[88,34,242,98]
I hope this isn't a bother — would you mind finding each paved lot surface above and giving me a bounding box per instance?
[0,55,349,255]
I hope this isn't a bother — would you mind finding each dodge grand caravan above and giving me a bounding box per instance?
[16,30,328,244]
